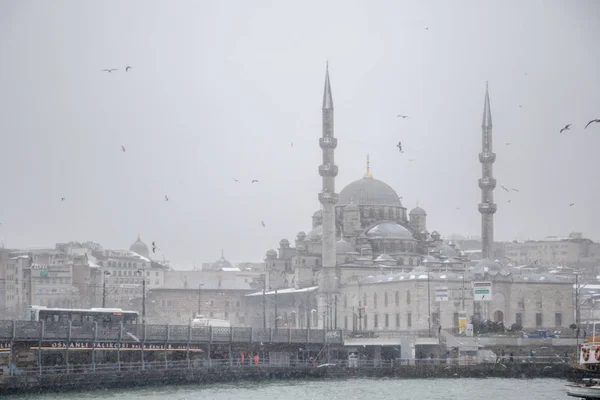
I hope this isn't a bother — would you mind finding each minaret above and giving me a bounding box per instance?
[317,62,339,329]
[478,82,497,259]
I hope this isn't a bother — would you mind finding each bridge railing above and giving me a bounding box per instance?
[0,320,344,345]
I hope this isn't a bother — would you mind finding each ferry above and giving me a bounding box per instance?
[566,323,600,399]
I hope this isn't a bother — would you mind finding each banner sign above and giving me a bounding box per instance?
[33,341,203,351]
[473,281,492,301]
[435,287,449,302]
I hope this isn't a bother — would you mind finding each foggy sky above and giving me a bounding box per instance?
[1,0,599,268]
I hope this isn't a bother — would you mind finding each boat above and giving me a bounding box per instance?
[566,379,600,399]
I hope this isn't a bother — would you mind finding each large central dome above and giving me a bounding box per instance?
[338,176,402,207]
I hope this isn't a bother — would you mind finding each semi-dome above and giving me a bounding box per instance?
[374,253,395,263]
[338,176,402,207]
[265,249,278,259]
[129,235,150,258]
[336,238,355,254]
[307,225,323,241]
[366,222,414,240]
[212,256,233,270]
[409,206,426,216]
[296,231,306,241]
[312,210,323,217]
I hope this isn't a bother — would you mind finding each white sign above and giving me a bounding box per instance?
[473,281,493,301]
[435,287,449,302]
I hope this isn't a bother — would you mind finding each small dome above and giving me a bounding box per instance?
[313,210,323,218]
[409,206,426,216]
[344,203,359,212]
[336,238,355,254]
[296,231,306,241]
[472,259,502,276]
[129,235,150,258]
[279,239,290,248]
[307,225,323,241]
[212,256,233,270]
[265,249,278,259]
[366,222,414,240]
[437,244,459,258]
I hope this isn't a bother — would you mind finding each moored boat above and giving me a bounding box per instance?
[566,379,600,399]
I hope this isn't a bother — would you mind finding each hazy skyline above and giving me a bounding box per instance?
[1,1,599,267]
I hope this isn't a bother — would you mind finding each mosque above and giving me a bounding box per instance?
[246,65,575,335]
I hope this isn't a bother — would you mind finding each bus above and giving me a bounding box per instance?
[24,306,139,326]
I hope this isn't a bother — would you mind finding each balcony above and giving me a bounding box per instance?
[478,202,497,214]
[319,136,337,149]
[318,164,339,177]
[478,177,497,189]
[479,152,496,163]
[318,192,339,204]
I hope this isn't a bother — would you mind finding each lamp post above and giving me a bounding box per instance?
[102,271,111,308]
[427,270,431,337]
[197,283,205,318]
[274,288,278,330]
[136,269,146,324]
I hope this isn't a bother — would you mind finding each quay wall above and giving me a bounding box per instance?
[0,362,590,396]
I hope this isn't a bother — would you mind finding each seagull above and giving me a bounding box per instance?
[511,188,519,192]
[61,197,66,201]
[408,159,415,162]
[456,207,460,211]
[508,200,512,203]
[291,141,294,147]
[152,242,157,254]
[101,69,117,73]
[251,180,259,183]
[397,141,403,153]
[425,27,429,30]
[397,115,409,119]
[233,178,239,183]
[585,119,600,129]
[121,145,126,152]
[125,66,132,72]
[505,142,511,145]
[501,185,509,192]
[560,124,572,134]
[164,195,169,201]
[569,203,575,207]
[261,221,266,227]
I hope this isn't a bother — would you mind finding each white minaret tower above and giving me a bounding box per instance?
[478,82,497,259]
[317,63,338,329]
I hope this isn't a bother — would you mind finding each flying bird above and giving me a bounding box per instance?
[508,200,512,203]
[559,124,572,134]
[251,180,259,183]
[397,115,409,119]
[152,242,157,254]
[569,203,575,207]
[408,159,415,162]
[61,197,66,201]
[501,185,509,192]
[585,119,600,129]
[511,188,519,193]
[164,195,169,201]
[291,141,294,147]
[121,146,126,152]
[505,142,511,146]
[101,69,117,73]
[125,66,132,72]
[261,221,266,227]
[233,178,239,183]
[397,141,403,153]
[456,207,460,211]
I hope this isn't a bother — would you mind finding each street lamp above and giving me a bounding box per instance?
[197,283,205,318]
[102,271,111,308]
[136,269,146,324]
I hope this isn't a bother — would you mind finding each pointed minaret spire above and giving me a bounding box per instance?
[482,81,492,128]
[364,154,373,178]
[322,62,334,110]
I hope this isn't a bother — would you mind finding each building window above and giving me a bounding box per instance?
[236,301,241,308]
[344,296,348,308]
[409,257,414,266]
[210,312,214,318]
[395,313,400,328]
[395,291,400,306]
[363,293,367,307]
[385,314,389,328]
[407,291,411,305]
[155,271,159,277]
[407,313,412,328]
[210,299,215,307]
[453,312,459,327]
[536,313,542,327]
[384,292,388,307]
[344,316,348,330]
[225,300,230,308]
[224,312,229,319]
[373,293,377,309]
[432,312,439,326]
[364,315,368,329]
[555,313,562,327]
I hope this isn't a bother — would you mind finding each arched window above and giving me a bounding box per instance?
[395,291,400,306]
[397,258,404,266]
[409,257,414,266]
[407,291,411,305]
[369,209,375,218]
[555,292,562,308]
[363,293,367,307]
[373,293,378,309]
[384,292,389,307]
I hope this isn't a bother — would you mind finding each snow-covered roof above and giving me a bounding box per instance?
[246,286,319,297]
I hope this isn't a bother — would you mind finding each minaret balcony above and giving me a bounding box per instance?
[478,177,497,189]
[478,203,497,214]
[479,152,496,163]
[319,192,339,204]
[319,164,339,177]
[319,137,338,149]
